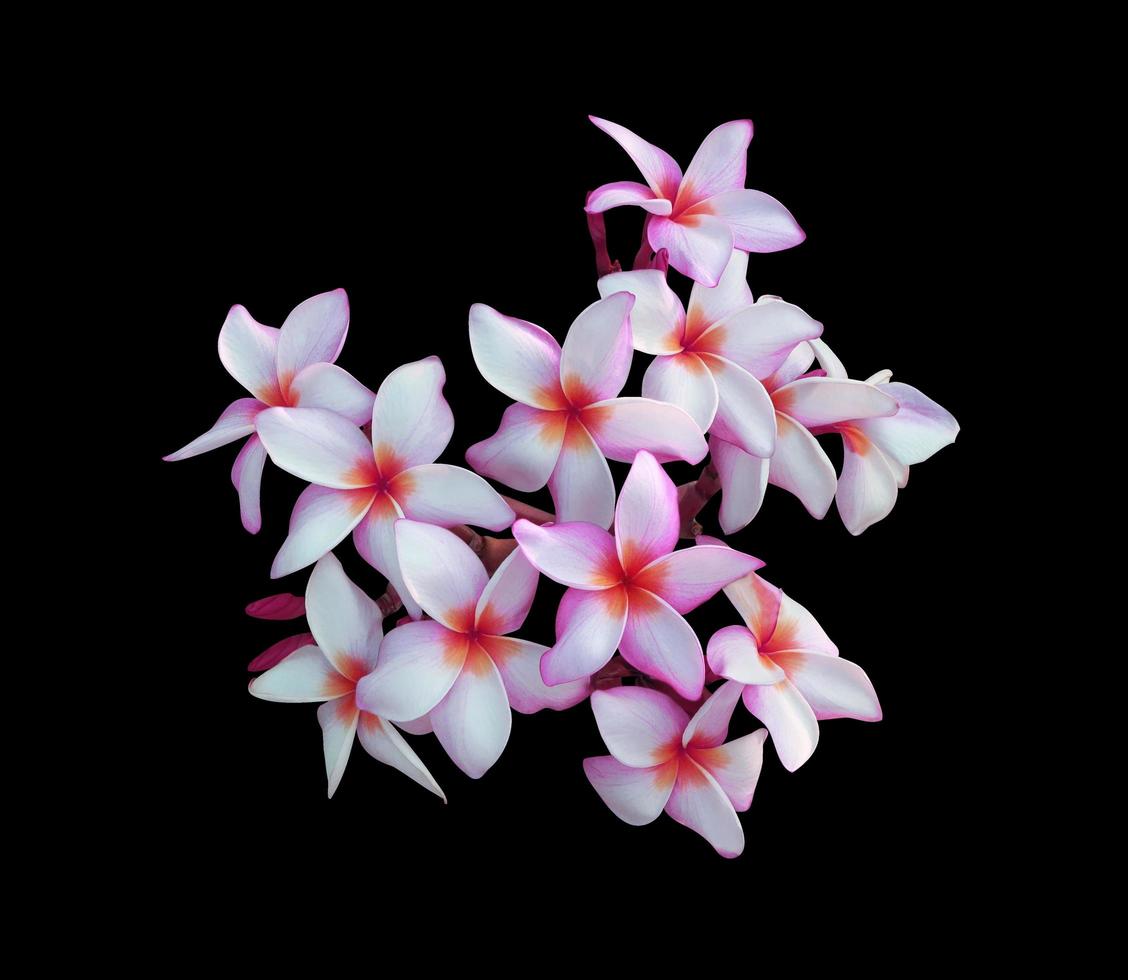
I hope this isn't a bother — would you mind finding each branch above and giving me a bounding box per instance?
[586,207,621,278]
[676,460,721,539]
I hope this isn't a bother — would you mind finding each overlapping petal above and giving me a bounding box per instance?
[468,304,566,410]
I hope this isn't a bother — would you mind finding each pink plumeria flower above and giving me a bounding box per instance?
[357,521,590,779]
[163,289,374,534]
[584,683,767,858]
[597,250,822,460]
[701,537,881,772]
[466,292,707,528]
[256,356,514,618]
[586,116,805,287]
[513,451,761,700]
[248,552,445,801]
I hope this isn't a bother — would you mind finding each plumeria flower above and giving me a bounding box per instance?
[701,536,881,772]
[256,356,514,618]
[586,116,805,286]
[163,289,374,533]
[597,250,822,460]
[513,451,761,699]
[248,552,445,800]
[466,292,707,528]
[357,520,590,778]
[584,683,767,858]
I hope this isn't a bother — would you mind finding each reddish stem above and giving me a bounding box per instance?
[502,496,555,525]
[676,460,721,539]
[586,207,621,278]
[631,215,653,270]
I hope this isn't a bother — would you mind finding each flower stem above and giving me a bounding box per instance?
[585,207,621,278]
[676,460,721,539]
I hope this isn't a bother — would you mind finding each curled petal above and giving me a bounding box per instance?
[371,356,454,474]
[468,304,566,411]
[647,213,734,287]
[700,355,776,458]
[771,591,838,658]
[835,431,901,535]
[597,269,686,354]
[706,625,786,685]
[741,679,819,772]
[717,564,782,645]
[288,363,375,425]
[772,377,898,429]
[231,433,268,534]
[862,382,959,467]
[689,729,768,812]
[245,593,306,620]
[710,436,769,534]
[589,115,683,201]
[480,636,590,713]
[773,651,881,722]
[586,180,673,215]
[358,712,446,801]
[465,403,566,493]
[694,300,823,380]
[663,756,745,858]
[163,398,263,462]
[218,304,282,404]
[583,755,678,826]
[247,632,316,673]
[768,414,839,520]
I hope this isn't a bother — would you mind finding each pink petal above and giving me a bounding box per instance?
[395,713,433,736]
[699,354,776,457]
[641,353,719,431]
[741,680,820,772]
[674,119,752,210]
[590,686,688,767]
[218,304,283,404]
[583,755,678,825]
[288,363,375,425]
[162,398,263,461]
[560,292,634,406]
[718,565,782,645]
[352,493,421,619]
[512,519,621,590]
[682,679,745,749]
[614,449,679,577]
[768,413,839,520]
[357,712,446,801]
[768,590,838,656]
[540,586,628,686]
[230,432,267,534]
[582,397,708,465]
[430,644,512,778]
[475,547,539,637]
[835,431,901,535]
[480,635,590,713]
[271,484,376,579]
[689,729,768,812]
[316,694,359,798]
[773,651,881,722]
[596,269,686,354]
[711,436,769,533]
[247,632,316,672]
[547,419,616,527]
[393,463,514,531]
[589,115,683,201]
[305,552,383,679]
[249,644,352,703]
[275,288,350,394]
[256,407,377,489]
[619,588,705,700]
[685,250,752,342]
[706,625,786,685]
[393,520,487,632]
[647,213,734,287]
[706,188,805,253]
[468,303,566,411]
[772,378,898,429]
[586,180,673,215]
[663,756,745,858]
[355,620,469,721]
[862,382,959,466]
[464,403,566,492]
[693,299,823,380]
[634,545,764,615]
[245,593,306,620]
[762,339,816,390]
[370,356,454,475]
[808,337,848,379]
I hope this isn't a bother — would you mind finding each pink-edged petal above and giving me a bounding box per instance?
[694,300,823,380]
[249,644,352,703]
[674,119,753,210]
[707,188,805,253]
[685,250,752,342]
[357,712,446,801]
[256,407,377,489]
[689,729,768,812]
[711,436,769,534]
[271,484,375,579]
[706,625,786,685]
[770,591,838,657]
[741,680,820,772]
[583,755,678,826]
[619,588,705,700]
[479,635,589,713]
[547,419,616,527]
[465,403,566,492]
[589,115,682,201]
[768,413,839,520]
[316,694,359,798]
[590,686,688,767]
[275,288,350,392]
[247,632,316,673]
[218,304,283,404]
[582,397,708,465]
[352,493,420,620]
[475,547,539,637]
[162,398,263,461]
[540,586,628,686]
[682,679,745,749]
[866,369,894,386]
[596,269,686,354]
[395,713,433,735]
[394,520,487,632]
[245,593,306,620]
[773,651,881,722]
[763,338,817,390]
[835,432,901,535]
[356,620,469,721]
[230,432,267,534]
[699,354,776,457]
[392,463,514,531]
[718,565,782,645]
[305,552,383,679]
[468,304,566,411]
[370,356,454,475]
[635,546,764,615]
[560,292,635,405]
[430,644,512,779]
[808,337,848,379]
[647,213,734,288]
[641,353,719,431]
[772,377,898,429]
[586,180,673,215]
[663,756,745,858]
[288,363,375,425]
[614,449,679,577]
[512,519,620,590]
[863,382,959,466]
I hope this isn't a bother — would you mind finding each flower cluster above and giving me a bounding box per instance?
[165,116,958,857]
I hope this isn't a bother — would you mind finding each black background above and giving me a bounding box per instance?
[132,73,994,903]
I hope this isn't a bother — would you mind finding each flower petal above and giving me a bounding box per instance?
[560,292,635,405]
[706,625,786,685]
[590,685,688,767]
[256,407,377,489]
[288,363,375,425]
[689,729,768,812]
[271,484,375,579]
[468,304,566,410]
[711,436,769,534]
[694,299,823,380]
[771,591,839,658]
[614,449,679,578]
[357,712,446,801]
[807,337,848,379]
[162,398,263,461]
[230,433,267,534]
[699,354,776,457]
[218,304,282,404]
[430,644,512,778]
[547,419,616,527]
[276,288,350,391]
[619,588,705,700]
[634,545,764,615]
[772,651,881,722]
[589,115,682,201]
[741,680,820,772]
[583,755,678,825]
[245,593,306,620]
[768,414,839,520]
[682,679,745,749]
[512,519,620,590]
[352,493,420,619]
[685,250,752,342]
[464,403,566,492]
[316,694,359,798]
[540,586,628,686]
[862,382,959,466]
[394,520,486,632]
[675,119,752,209]
[718,566,782,645]
[835,432,901,535]
[663,756,745,857]
[393,463,514,531]
[479,635,590,713]
[706,188,805,253]
[475,547,539,637]
[772,378,898,429]
[249,644,351,703]
[647,213,734,287]
[355,620,469,721]
[305,552,383,679]
[582,397,708,465]
[763,339,817,390]
[641,353,718,431]
[596,269,685,354]
[371,356,454,474]
[586,180,673,215]
[247,632,316,673]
